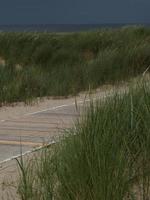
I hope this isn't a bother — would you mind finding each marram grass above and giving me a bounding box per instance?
[0,26,150,104]
[17,78,150,200]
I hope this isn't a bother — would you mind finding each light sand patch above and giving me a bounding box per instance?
[0,83,129,199]
[0,83,123,121]
[0,57,5,66]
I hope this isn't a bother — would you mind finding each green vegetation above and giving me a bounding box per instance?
[0,26,150,104]
[17,78,150,200]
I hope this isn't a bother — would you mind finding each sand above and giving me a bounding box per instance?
[0,84,126,199]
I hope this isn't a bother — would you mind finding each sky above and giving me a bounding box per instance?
[0,0,149,24]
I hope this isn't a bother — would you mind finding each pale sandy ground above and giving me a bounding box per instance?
[0,59,148,200]
[0,151,44,200]
[1,79,144,200]
[0,57,5,66]
[0,84,126,199]
[0,84,124,121]
[0,75,148,199]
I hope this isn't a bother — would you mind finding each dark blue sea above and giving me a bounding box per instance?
[0,24,149,32]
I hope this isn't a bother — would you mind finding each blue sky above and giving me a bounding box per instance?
[0,0,149,24]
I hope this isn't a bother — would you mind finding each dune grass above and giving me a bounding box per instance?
[0,26,150,104]
[17,78,150,200]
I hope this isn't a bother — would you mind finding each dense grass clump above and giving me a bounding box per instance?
[0,26,150,104]
[18,79,150,200]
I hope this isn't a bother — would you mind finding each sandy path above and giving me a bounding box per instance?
[0,84,125,199]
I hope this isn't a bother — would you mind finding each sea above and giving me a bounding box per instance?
[0,24,149,32]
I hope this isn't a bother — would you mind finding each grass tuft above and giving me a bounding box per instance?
[17,78,150,200]
[0,26,150,104]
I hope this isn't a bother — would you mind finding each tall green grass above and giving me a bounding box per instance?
[17,78,150,199]
[0,26,150,104]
